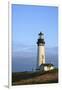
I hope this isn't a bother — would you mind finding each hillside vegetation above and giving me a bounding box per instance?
[12,69,58,85]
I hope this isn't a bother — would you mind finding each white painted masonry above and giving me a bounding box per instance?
[38,45,45,66]
[44,66,54,71]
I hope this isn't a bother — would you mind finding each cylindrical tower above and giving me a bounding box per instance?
[37,32,45,69]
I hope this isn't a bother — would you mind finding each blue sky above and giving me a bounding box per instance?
[12,4,58,72]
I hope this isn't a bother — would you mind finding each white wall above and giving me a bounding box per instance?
[38,45,45,66]
[44,66,54,71]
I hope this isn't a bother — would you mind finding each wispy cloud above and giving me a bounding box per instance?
[13,42,36,53]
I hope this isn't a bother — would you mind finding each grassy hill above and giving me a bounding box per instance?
[12,69,58,85]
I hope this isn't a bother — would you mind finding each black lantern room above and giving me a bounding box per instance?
[37,32,45,46]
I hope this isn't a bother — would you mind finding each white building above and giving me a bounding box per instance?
[36,32,54,72]
[40,64,54,71]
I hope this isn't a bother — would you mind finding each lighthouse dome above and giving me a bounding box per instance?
[37,32,45,45]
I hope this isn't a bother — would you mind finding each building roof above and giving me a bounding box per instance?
[40,63,54,67]
[39,32,43,36]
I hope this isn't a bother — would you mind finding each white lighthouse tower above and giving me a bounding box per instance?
[37,32,45,70]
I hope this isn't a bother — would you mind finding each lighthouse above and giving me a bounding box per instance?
[36,32,54,71]
[37,32,45,69]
